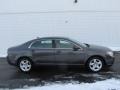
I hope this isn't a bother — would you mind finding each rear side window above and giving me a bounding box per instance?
[31,39,53,48]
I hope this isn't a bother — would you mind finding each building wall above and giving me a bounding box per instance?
[0,0,120,56]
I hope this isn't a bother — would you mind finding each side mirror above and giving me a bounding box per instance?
[73,45,80,51]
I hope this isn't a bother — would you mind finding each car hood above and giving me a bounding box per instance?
[86,44,112,52]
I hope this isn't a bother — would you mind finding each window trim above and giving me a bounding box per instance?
[28,38,83,50]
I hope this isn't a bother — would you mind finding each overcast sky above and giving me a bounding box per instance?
[0,0,120,56]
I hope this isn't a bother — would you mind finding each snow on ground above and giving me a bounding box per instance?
[15,78,120,90]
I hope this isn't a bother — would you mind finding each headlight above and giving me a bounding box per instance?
[107,51,114,57]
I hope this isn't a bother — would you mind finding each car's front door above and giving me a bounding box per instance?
[30,39,56,64]
[55,39,85,65]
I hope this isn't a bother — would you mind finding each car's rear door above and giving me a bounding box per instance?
[30,39,56,64]
[54,39,85,65]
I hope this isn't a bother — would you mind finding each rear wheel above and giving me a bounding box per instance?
[18,58,33,73]
[86,57,104,72]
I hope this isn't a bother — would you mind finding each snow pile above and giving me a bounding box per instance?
[109,47,120,51]
[15,78,120,90]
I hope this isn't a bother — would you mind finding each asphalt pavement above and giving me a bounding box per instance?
[0,52,120,89]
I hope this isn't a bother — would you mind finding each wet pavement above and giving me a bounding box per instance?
[0,52,120,89]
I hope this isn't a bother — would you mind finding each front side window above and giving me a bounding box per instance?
[31,39,52,48]
[57,40,74,48]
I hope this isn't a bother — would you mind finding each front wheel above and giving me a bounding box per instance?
[86,57,104,72]
[18,58,33,73]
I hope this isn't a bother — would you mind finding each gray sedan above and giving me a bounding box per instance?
[7,37,114,73]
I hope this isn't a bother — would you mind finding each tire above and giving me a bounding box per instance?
[86,57,104,72]
[18,58,33,73]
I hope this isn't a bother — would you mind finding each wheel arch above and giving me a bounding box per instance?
[85,55,106,66]
[16,56,33,66]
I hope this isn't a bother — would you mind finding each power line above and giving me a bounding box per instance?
[0,10,120,15]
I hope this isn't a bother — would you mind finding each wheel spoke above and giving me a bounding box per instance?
[96,65,100,69]
[25,66,29,70]
[21,61,25,64]
[97,61,102,65]
[90,62,94,66]
[93,59,97,63]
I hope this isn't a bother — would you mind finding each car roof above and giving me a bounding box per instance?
[36,36,71,40]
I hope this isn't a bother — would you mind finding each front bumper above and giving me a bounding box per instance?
[105,55,115,66]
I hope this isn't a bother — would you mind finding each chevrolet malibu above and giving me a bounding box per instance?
[7,37,114,73]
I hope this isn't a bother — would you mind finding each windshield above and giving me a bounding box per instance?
[70,38,87,47]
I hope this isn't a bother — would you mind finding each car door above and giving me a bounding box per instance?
[30,39,56,64]
[55,39,85,65]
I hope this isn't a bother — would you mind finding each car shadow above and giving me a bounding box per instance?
[13,65,114,81]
